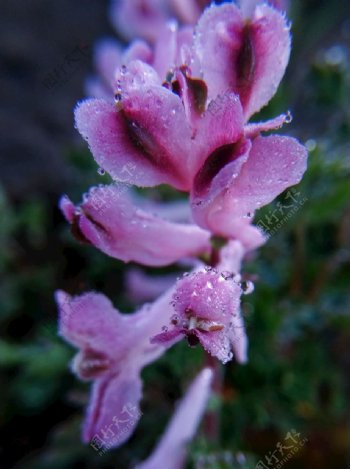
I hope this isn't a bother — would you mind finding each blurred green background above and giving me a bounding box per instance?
[0,0,349,467]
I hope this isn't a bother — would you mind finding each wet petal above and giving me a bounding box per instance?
[83,370,142,448]
[93,40,122,89]
[136,368,213,469]
[196,329,233,364]
[75,90,193,189]
[126,268,179,303]
[194,3,291,119]
[217,135,308,216]
[55,290,131,359]
[110,0,169,43]
[60,186,211,267]
[191,135,307,243]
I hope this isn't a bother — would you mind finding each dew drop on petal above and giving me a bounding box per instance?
[241,280,255,295]
[285,110,293,124]
[221,271,234,280]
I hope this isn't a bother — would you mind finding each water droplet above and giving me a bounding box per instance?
[221,271,233,280]
[171,314,179,325]
[97,167,105,176]
[324,44,347,66]
[285,111,293,124]
[162,326,168,332]
[305,139,317,151]
[241,280,254,295]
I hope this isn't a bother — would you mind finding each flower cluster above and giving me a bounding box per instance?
[56,0,308,462]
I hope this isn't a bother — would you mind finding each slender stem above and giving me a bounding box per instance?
[202,353,223,443]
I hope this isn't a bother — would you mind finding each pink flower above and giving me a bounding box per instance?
[152,241,249,364]
[136,368,213,469]
[59,185,211,267]
[194,2,291,120]
[75,74,306,246]
[87,22,193,100]
[110,0,209,42]
[55,284,181,449]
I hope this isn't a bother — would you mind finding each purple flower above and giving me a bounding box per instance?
[136,368,213,468]
[60,185,211,267]
[152,268,246,364]
[194,2,291,120]
[55,284,181,449]
[87,22,193,100]
[74,82,306,248]
[152,241,249,364]
[110,0,210,42]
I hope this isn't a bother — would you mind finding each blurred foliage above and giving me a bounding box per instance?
[1,0,350,468]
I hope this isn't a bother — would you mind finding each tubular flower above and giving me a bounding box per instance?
[55,284,181,449]
[152,241,249,364]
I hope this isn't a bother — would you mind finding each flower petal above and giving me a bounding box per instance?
[196,330,233,364]
[83,370,142,448]
[75,89,193,189]
[194,3,291,119]
[171,0,202,24]
[219,135,308,215]
[191,135,307,242]
[126,268,179,303]
[110,0,169,43]
[60,186,211,267]
[93,40,122,89]
[55,290,130,358]
[136,368,213,469]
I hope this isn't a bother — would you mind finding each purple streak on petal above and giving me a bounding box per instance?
[136,368,213,469]
[56,280,182,449]
[60,186,211,267]
[75,91,193,189]
[190,93,246,184]
[82,370,142,446]
[191,135,307,244]
[151,327,185,345]
[194,3,291,119]
[218,135,308,217]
